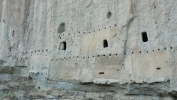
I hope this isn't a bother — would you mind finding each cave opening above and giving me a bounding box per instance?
[103,39,108,48]
[59,41,66,50]
[142,32,148,42]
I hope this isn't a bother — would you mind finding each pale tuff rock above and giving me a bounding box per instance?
[0,0,177,99]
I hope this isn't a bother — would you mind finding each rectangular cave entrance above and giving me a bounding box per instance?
[59,41,66,50]
[142,32,148,42]
[103,39,108,48]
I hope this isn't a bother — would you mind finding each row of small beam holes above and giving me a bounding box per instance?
[15,47,173,61]
[132,47,172,54]
[15,49,49,60]
[55,24,118,38]
[50,47,173,61]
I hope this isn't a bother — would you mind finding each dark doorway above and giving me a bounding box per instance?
[142,32,148,42]
[59,41,66,50]
[103,39,108,48]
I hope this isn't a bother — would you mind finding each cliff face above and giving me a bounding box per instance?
[1,0,177,99]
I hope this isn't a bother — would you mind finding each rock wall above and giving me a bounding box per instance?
[1,0,177,99]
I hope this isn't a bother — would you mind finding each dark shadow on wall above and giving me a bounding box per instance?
[58,23,65,34]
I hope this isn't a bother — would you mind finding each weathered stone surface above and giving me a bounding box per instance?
[0,0,177,99]
[0,67,13,74]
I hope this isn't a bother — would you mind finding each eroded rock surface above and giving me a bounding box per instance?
[0,0,177,99]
